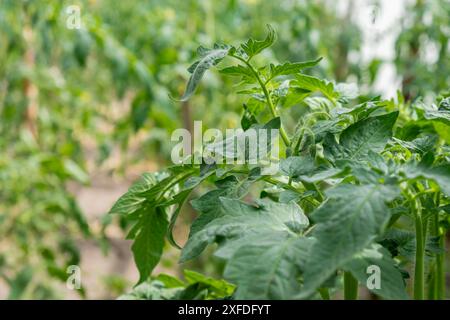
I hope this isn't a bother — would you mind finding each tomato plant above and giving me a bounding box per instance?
[112,26,450,300]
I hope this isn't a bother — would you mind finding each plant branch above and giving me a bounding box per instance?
[231,54,291,146]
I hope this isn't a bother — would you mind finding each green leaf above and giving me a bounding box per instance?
[164,170,215,249]
[282,87,311,108]
[241,104,258,130]
[404,164,450,196]
[118,279,183,300]
[343,244,408,300]
[183,270,235,298]
[299,167,343,183]
[280,156,315,179]
[310,118,348,142]
[240,25,275,60]
[224,234,313,299]
[154,273,186,288]
[424,110,450,126]
[324,112,398,162]
[300,183,400,297]
[391,135,438,155]
[268,57,322,80]
[108,172,169,215]
[180,198,308,262]
[131,207,169,284]
[219,65,256,83]
[379,229,443,259]
[433,122,450,144]
[294,74,339,102]
[178,44,231,101]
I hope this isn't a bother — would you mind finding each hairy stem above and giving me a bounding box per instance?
[231,54,290,146]
[433,195,445,299]
[436,233,445,299]
[413,197,425,300]
[343,272,358,300]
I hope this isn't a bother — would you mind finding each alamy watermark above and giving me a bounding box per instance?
[65,5,82,30]
[66,265,81,290]
[366,264,381,290]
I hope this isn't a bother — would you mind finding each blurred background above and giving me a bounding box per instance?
[0,0,449,299]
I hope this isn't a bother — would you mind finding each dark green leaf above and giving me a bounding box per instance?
[324,112,398,162]
[131,207,169,284]
[300,183,400,297]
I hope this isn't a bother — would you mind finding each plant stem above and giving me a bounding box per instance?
[436,233,445,299]
[318,288,330,300]
[343,272,358,300]
[413,197,425,300]
[231,54,291,146]
[433,192,445,300]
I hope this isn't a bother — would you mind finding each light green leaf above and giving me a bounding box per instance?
[299,167,343,183]
[178,45,231,101]
[184,270,235,297]
[268,57,322,80]
[219,65,256,83]
[294,74,339,102]
[109,172,170,215]
[240,25,275,60]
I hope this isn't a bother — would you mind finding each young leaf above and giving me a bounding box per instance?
[183,270,235,298]
[240,25,275,60]
[294,74,340,102]
[268,57,323,81]
[109,172,168,215]
[424,109,450,126]
[177,45,232,101]
[219,65,256,83]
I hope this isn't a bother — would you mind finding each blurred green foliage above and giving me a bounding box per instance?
[0,0,448,298]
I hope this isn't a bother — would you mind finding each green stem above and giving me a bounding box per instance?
[436,233,445,300]
[231,54,290,146]
[343,272,358,300]
[318,288,330,300]
[434,192,445,300]
[413,198,425,300]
